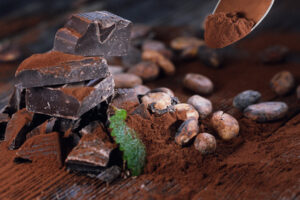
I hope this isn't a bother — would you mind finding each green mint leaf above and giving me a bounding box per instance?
[109,109,146,176]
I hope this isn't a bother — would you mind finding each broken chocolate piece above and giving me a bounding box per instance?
[26,118,56,140]
[79,121,102,136]
[53,11,132,57]
[96,165,121,184]
[15,51,110,88]
[0,113,10,140]
[15,132,62,167]
[26,75,114,119]
[5,108,33,150]
[1,86,25,116]
[66,123,116,174]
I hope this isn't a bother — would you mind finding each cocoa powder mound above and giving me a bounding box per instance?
[16,50,86,73]
[204,12,255,48]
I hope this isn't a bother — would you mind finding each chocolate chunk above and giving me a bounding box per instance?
[1,86,25,116]
[26,118,56,140]
[53,118,73,133]
[5,108,33,150]
[79,121,103,136]
[0,113,10,140]
[15,132,62,167]
[15,51,110,88]
[66,124,116,174]
[96,165,121,184]
[26,76,114,119]
[72,101,109,132]
[53,11,132,57]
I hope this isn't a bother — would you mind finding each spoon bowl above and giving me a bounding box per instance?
[213,0,274,31]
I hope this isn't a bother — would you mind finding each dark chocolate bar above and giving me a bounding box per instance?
[26,118,56,140]
[65,123,116,174]
[96,165,121,184]
[4,108,33,150]
[26,75,114,119]
[15,51,110,88]
[15,132,62,167]
[53,11,132,57]
[0,113,10,140]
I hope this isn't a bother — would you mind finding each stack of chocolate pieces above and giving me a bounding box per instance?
[1,11,132,176]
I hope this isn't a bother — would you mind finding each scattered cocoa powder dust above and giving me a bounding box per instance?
[0,32,299,199]
[16,50,86,73]
[60,87,95,101]
[204,12,255,48]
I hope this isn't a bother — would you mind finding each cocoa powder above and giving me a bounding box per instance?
[205,12,255,48]
[60,87,95,101]
[16,50,86,73]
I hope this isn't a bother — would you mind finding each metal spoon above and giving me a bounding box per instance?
[213,0,274,31]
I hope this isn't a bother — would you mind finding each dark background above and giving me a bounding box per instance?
[0,0,299,56]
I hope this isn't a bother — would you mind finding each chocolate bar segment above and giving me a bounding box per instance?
[53,11,132,57]
[0,113,10,140]
[26,118,56,140]
[26,76,114,119]
[15,51,110,88]
[4,108,33,150]
[15,132,62,167]
[65,123,116,174]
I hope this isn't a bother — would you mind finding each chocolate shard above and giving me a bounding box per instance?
[1,86,25,116]
[72,101,109,132]
[26,75,114,120]
[53,11,132,57]
[0,113,10,140]
[15,51,110,88]
[4,108,33,150]
[96,165,121,184]
[15,132,62,167]
[65,123,116,174]
[26,118,56,140]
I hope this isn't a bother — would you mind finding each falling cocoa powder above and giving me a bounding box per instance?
[204,12,255,48]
